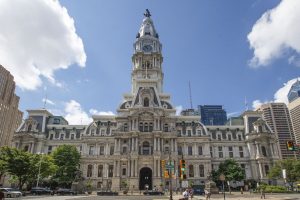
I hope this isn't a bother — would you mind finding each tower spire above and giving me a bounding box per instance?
[144,9,151,18]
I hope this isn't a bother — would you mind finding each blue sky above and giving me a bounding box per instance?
[1,0,300,124]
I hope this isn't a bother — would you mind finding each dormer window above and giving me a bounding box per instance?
[144,97,149,107]
[54,118,60,124]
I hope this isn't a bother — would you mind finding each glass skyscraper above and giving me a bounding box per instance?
[198,105,227,125]
[288,79,300,103]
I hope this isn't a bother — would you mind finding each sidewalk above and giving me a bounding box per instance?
[166,192,300,200]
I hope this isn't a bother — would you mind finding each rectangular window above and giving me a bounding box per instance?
[99,146,104,155]
[188,146,193,155]
[228,146,233,158]
[178,146,182,155]
[98,165,103,177]
[219,152,223,158]
[110,146,114,155]
[239,146,244,157]
[198,146,203,155]
[48,146,52,155]
[187,130,192,136]
[89,146,95,155]
[108,165,114,177]
[210,146,213,158]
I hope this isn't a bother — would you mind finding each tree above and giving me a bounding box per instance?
[0,147,57,189]
[52,145,81,188]
[212,159,245,193]
[0,146,32,190]
[268,159,300,190]
[0,158,7,182]
[27,153,57,188]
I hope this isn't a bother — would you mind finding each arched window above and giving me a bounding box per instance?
[142,141,150,155]
[27,124,32,132]
[264,165,269,176]
[122,146,127,154]
[87,164,93,177]
[98,165,103,177]
[144,97,149,107]
[139,122,143,132]
[199,165,204,177]
[261,146,267,156]
[189,165,194,177]
[122,168,126,176]
[144,123,149,132]
[164,124,168,132]
[149,123,153,132]
[124,123,128,132]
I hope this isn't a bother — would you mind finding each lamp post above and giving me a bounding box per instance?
[36,153,44,187]
[219,174,225,200]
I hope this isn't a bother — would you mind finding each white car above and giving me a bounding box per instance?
[0,188,22,198]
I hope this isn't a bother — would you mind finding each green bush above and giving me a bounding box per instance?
[264,185,288,193]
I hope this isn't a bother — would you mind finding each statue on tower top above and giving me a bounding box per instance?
[144,9,151,17]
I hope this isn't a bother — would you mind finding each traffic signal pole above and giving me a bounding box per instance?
[168,153,173,200]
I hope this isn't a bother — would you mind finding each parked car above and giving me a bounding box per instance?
[31,187,53,195]
[56,188,77,195]
[193,188,205,195]
[0,188,22,198]
[143,190,164,195]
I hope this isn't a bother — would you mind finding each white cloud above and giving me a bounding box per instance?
[227,112,240,118]
[274,78,299,104]
[252,77,299,109]
[248,0,300,67]
[89,109,115,116]
[64,100,92,125]
[42,98,55,106]
[175,105,183,116]
[0,0,86,90]
[252,99,272,110]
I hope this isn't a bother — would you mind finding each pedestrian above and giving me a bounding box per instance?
[189,188,194,199]
[240,187,243,194]
[204,189,211,200]
[182,189,189,200]
[260,187,265,199]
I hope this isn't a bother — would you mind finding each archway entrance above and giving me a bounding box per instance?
[139,167,152,190]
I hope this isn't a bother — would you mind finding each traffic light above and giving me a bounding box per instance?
[164,170,169,178]
[161,160,166,169]
[286,141,295,151]
[179,160,186,180]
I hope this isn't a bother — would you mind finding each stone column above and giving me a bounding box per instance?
[118,139,121,152]
[135,159,138,177]
[154,137,156,151]
[175,140,178,153]
[94,164,97,178]
[158,138,160,151]
[130,160,133,177]
[117,161,119,177]
[114,139,117,153]
[171,139,174,152]
[154,159,157,177]
[194,143,197,156]
[136,138,138,152]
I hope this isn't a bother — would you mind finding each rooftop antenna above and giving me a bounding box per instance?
[189,81,193,109]
[43,86,47,109]
[244,96,248,111]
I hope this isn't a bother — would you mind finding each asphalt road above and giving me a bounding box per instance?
[18,193,300,200]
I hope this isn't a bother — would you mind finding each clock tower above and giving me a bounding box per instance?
[131,9,164,94]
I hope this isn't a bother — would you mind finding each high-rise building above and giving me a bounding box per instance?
[288,79,300,103]
[198,105,227,125]
[12,10,280,190]
[0,65,23,147]
[258,103,296,159]
[288,80,300,144]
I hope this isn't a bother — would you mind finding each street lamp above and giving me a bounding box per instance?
[36,153,44,187]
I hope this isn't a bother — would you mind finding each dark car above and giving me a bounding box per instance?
[31,187,53,195]
[193,188,205,195]
[143,190,164,195]
[56,188,77,195]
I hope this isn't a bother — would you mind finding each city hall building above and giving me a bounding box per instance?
[12,10,281,191]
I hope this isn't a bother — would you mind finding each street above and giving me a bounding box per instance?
[17,192,300,200]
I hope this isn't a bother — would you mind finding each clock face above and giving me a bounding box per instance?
[143,44,153,52]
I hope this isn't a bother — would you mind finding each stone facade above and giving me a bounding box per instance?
[12,10,280,191]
